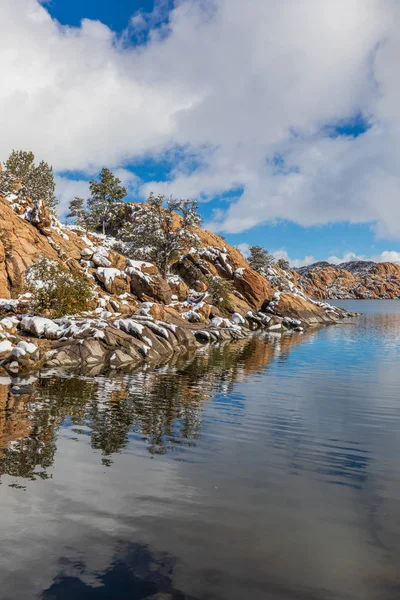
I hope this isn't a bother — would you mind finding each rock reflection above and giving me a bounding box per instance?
[0,332,313,479]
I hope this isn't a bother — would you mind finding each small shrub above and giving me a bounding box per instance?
[206,275,234,310]
[25,258,94,318]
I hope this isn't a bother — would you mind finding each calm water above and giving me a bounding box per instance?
[0,300,400,599]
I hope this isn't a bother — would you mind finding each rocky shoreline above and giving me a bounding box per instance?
[0,176,360,376]
[0,300,357,376]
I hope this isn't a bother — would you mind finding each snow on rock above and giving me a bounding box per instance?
[80,248,93,258]
[92,329,106,340]
[20,316,62,339]
[95,247,109,257]
[144,321,169,340]
[194,330,210,342]
[0,317,18,331]
[181,310,201,323]
[282,317,302,328]
[11,341,38,359]
[210,317,241,330]
[81,260,95,269]
[16,341,37,354]
[125,266,153,283]
[0,299,20,310]
[126,259,154,270]
[210,317,225,327]
[231,312,245,325]
[159,321,177,334]
[6,193,18,202]
[81,235,94,248]
[0,340,13,354]
[114,319,145,337]
[99,311,112,319]
[92,253,112,268]
[137,302,154,316]
[96,267,122,291]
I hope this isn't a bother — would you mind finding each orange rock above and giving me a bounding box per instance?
[168,278,189,301]
[233,268,274,310]
[145,303,166,320]
[276,293,336,325]
[197,303,211,320]
[297,262,400,299]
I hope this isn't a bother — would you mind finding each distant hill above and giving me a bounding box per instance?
[295,261,400,299]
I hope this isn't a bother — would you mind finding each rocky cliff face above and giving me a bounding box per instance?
[296,261,400,299]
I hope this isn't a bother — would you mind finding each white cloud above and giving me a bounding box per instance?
[233,245,317,267]
[271,249,316,269]
[1,0,400,237]
[269,249,400,267]
[236,243,250,258]
[328,250,400,265]
[55,176,90,217]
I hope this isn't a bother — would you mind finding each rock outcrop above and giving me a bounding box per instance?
[0,182,345,320]
[0,293,355,374]
[296,261,400,299]
[0,178,359,373]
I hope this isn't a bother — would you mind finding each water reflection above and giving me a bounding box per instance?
[0,307,400,600]
[0,331,311,476]
[42,541,197,600]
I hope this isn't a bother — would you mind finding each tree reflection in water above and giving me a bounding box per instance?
[42,541,198,600]
[0,332,312,479]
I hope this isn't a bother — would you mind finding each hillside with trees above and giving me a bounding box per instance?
[0,150,356,374]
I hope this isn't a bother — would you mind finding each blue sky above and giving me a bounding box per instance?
[47,0,156,32]
[3,0,400,266]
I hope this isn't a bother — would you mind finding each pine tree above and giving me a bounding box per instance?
[31,160,58,212]
[87,168,127,235]
[277,258,290,271]
[121,193,202,278]
[5,150,58,212]
[67,197,88,229]
[206,275,234,310]
[248,245,275,274]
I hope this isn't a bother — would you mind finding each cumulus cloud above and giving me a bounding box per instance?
[234,244,317,267]
[0,0,192,172]
[268,249,400,267]
[1,0,400,238]
[55,176,90,217]
[271,249,316,269]
[236,243,250,258]
[328,250,400,265]
[234,246,400,268]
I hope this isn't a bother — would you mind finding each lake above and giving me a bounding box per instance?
[0,299,400,599]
